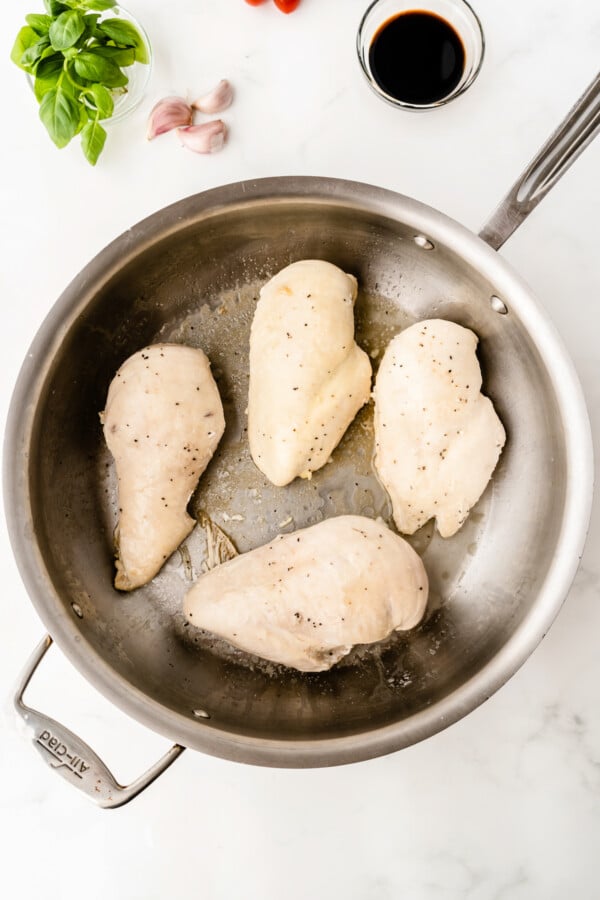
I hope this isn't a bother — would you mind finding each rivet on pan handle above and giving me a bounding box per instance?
[479,71,600,250]
[14,635,185,809]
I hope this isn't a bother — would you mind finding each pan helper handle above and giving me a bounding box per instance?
[14,635,184,809]
[479,71,600,250]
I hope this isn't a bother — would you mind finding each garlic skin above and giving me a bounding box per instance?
[192,79,234,114]
[147,97,193,140]
[178,120,228,154]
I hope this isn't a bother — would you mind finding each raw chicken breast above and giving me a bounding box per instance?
[373,319,506,538]
[248,260,372,486]
[184,515,428,672]
[102,343,225,591]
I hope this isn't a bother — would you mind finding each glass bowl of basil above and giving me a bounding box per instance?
[12,1,152,165]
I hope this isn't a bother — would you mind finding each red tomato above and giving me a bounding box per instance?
[273,0,301,12]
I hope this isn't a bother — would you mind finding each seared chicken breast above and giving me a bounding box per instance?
[102,343,225,590]
[184,515,428,672]
[374,319,505,537]
[248,260,372,486]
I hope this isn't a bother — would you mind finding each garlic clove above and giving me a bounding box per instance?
[178,120,228,154]
[147,97,193,140]
[192,79,234,115]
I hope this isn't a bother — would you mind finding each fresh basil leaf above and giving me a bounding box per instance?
[36,54,64,76]
[69,69,92,89]
[21,37,51,72]
[40,44,61,61]
[10,26,40,72]
[25,14,53,35]
[33,56,64,101]
[97,18,148,63]
[97,17,139,45]
[58,60,87,92]
[92,45,135,66]
[86,82,114,118]
[49,9,85,50]
[62,70,83,100]
[80,12,100,38]
[131,45,149,65]
[75,102,90,135]
[81,117,107,165]
[39,86,81,148]
[43,0,69,15]
[74,52,128,86]
[78,0,117,10]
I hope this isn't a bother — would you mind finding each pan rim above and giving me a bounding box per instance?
[3,175,594,766]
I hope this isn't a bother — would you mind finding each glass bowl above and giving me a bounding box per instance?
[357,0,485,110]
[107,6,152,124]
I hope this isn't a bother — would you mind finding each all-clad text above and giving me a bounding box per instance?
[36,730,90,778]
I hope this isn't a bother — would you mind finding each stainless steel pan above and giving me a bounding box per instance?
[5,73,599,808]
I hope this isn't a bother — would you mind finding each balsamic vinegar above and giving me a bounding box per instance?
[369,11,466,105]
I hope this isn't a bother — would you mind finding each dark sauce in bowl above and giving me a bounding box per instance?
[369,11,465,106]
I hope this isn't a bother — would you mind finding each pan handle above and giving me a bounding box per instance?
[479,71,600,250]
[14,635,185,809]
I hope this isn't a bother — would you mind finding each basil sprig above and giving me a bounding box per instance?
[11,0,149,165]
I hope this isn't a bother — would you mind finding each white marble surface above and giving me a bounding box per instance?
[1,0,599,896]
